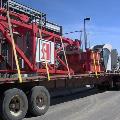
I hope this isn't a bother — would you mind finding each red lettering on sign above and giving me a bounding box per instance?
[41,43,50,60]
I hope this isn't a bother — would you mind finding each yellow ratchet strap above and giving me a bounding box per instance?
[92,51,98,78]
[60,36,71,78]
[7,11,22,83]
[39,29,50,81]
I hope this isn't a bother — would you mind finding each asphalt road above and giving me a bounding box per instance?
[24,88,120,120]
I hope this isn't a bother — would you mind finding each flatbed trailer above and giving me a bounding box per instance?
[0,0,119,120]
[0,72,119,90]
[0,72,119,120]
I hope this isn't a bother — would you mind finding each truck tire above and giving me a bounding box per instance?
[29,86,50,116]
[1,88,28,120]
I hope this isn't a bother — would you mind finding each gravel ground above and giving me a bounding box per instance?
[24,88,120,120]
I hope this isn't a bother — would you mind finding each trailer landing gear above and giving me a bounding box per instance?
[96,80,114,90]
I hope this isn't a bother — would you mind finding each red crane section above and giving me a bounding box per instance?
[0,0,101,77]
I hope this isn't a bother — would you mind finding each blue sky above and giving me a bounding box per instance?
[16,0,120,54]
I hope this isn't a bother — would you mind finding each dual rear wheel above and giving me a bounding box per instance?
[0,86,50,120]
[29,86,50,116]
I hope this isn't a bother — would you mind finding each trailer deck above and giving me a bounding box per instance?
[0,72,118,84]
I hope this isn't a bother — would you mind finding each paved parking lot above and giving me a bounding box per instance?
[24,88,120,120]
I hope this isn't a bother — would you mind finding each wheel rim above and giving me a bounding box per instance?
[9,95,22,117]
[36,93,47,110]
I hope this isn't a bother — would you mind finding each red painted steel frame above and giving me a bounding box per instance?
[0,8,80,75]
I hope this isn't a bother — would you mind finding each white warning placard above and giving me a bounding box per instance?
[36,38,54,64]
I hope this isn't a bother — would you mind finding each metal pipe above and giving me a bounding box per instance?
[1,0,2,8]
[84,19,86,50]
[84,17,90,50]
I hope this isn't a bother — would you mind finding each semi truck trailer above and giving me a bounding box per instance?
[0,0,119,120]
